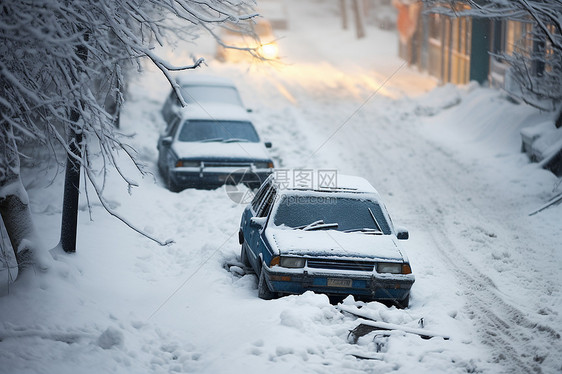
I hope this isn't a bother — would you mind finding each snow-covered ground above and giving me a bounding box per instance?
[1,1,561,373]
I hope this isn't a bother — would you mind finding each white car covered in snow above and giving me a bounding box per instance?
[157,103,274,191]
[239,172,414,307]
[161,74,247,125]
[215,19,279,62]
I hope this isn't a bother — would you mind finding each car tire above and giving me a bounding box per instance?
[240,244,251,268]
[167,173,181,193]
[257,270,274,300]
[395,294,410,309]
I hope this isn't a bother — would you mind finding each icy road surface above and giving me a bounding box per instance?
[1,1,561,373]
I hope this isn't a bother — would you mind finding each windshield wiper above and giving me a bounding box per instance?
[304,223,338,231]
[344,228,382,234]
[296,220,339,231]
[222,138,250,143]
[200,138,224,143]
[368,208,383,233]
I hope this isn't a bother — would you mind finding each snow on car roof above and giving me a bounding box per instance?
[270,170,380,195]
[176,103,251,122]
[175,73,236,87]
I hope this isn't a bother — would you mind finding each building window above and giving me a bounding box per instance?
[428,13,441,40]
[506,20,533,57]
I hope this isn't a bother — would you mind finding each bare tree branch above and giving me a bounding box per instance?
[0,0,260,264]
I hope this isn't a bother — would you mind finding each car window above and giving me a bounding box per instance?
[166,116,181,137]
[177,120,260,142]
[180,85,243,107]
[273,195,391,234]
[257,185,277,218]
[161,91,177,124]
[173,91,181,106]
[251,180,271,212]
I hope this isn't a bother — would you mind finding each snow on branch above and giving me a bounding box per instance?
[0,0,258,245]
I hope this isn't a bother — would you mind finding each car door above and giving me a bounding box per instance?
[241,181,269,268]
[157,116,180,174]
[243,182,276,271]
[253,185,277,271]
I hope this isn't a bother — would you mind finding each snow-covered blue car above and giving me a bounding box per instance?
[238,172,414,308]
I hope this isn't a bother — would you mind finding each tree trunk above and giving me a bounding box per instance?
[340,0,348,30]
[0,194,35,271]
[0,126,38,272]
[352,0,365,39]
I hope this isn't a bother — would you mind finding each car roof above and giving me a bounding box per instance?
[175,73,237,88]
[176,103,251,122]
[269,171,380,196]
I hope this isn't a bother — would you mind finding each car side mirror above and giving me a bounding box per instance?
[161,136,173,147]
[396,227,409,240]
[264,142,272,149]
[250,217,267,229]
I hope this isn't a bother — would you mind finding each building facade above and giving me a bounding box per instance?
[395,0,560,109]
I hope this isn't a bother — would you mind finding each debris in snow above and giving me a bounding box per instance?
[348,321,450,342]
[529,192,562,216]
[347,323,391,344]
[224,259,252,276]
[229,265,245,276]
[347,351,384,360]
[339,304,450,341]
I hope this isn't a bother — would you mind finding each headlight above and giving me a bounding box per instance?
[259,43,278,59]
[377,263,402,274]
[175,160,200,167]
[280,256,305,268]
[254,161,274,169]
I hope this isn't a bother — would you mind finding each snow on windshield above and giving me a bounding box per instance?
[180,85,243,106]
[177,120,260,142]
[273,195,391,234]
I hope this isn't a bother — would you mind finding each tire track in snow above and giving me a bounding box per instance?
[372,107,561,373]
[424,224,554,374]
[416,156,560,373]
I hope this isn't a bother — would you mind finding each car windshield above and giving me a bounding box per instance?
[180,85,243,106]
[273,195,391,234]
[177,120,260,142]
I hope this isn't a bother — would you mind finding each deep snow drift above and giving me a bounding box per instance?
[1,1,561,373]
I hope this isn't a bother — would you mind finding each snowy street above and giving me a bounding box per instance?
[1,1,561,373]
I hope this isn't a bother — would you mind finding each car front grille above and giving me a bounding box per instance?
[203,161,252,167]
[306,259,375,272]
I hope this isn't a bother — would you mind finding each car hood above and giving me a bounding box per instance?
[266,228,405,261]
[172,141,271,161]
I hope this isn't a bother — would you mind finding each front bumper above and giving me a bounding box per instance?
[262,264,414,302]
[170,166,272,189]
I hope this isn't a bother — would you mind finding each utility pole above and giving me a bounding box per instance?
[60,32,89,253]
